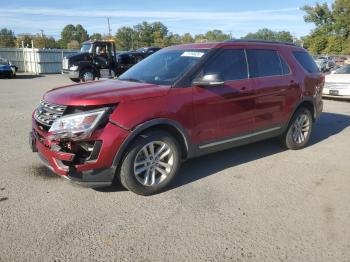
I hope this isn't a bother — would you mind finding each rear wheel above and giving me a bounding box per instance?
[80,69,95,82]
[280,107,313,150]
[119,130,181,196]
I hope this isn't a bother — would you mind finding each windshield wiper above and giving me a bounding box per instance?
[119,78,146,83]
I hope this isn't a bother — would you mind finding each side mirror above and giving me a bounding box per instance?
[192,74,224,87]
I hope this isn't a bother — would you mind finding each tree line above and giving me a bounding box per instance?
[0,24,295,50]
[0,0,349,55]
[301,0,350,54]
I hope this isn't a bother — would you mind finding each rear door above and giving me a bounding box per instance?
[246,48,297,130]
[192,48,255,144]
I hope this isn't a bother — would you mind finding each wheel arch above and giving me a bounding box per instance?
[111,118,192,172]
[284,98,316,133]
[79,66,99,78]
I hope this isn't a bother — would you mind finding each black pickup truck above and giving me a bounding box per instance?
[62,40,160,82]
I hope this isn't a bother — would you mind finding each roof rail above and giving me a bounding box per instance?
[224,39,299,47]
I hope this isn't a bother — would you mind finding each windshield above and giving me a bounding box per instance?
[80,43,92,53]
[118,49,208,86]
[334,65,350,74]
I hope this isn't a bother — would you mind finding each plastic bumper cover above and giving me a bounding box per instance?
[30,120,129,187]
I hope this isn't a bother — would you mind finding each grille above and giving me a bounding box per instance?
[34,100,67,127]
[62,58,69,70]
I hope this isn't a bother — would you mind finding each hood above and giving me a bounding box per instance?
[43,80,170,106]
[325,74,350,84]
[0,65,11,70]
[66,52,92,64]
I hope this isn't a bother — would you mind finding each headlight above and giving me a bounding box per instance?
[69,65,79,71]
[48,108,109,141]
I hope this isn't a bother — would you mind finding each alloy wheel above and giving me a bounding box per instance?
[292,113,310,144]
[82,71,94,82]
[133,141,174,186]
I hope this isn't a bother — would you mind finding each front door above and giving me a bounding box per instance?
[192,48,255,145]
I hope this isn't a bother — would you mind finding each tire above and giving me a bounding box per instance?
[118,130,181,196]
[80,69,95,82]
[280,107,313,150]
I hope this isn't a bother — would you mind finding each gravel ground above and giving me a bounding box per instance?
[0,74,350,262]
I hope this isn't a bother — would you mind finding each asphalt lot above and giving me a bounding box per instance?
[0,74,350,262]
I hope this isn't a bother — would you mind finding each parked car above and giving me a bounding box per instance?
[0,58,17,78]
[30,40,324,195]
[62,40,160,82]
[323,64,350,96]
[315,58,336,73]
[136,46,161,55]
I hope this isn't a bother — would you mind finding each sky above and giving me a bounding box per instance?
[0,0,335,39]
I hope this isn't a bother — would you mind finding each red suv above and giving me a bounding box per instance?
[30,40,324,195]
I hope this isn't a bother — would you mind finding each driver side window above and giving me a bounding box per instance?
[201,49,248,81]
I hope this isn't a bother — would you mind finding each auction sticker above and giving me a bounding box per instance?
[181,51,205,58]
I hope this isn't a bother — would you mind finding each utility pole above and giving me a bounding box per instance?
[107,18,112,39]
[40,29,46,48]
[228,31,233,39]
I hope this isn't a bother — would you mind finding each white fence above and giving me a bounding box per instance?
[0,48,78,74]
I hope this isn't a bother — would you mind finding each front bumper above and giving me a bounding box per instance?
[30,119,129,187]
[0,69,12,76]
[61,69,79,79]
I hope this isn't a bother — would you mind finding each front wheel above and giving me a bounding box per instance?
[80,69,95,82]
[119,130,181,195]
[280,107,313,150]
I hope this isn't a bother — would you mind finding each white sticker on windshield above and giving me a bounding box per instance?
[181,51,205,58]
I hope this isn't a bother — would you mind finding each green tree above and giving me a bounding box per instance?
[60,24,89,48]
[166,34,181,45]
[16,34,33,48]
[15,34,59,49]
[194,34,206,43]
[301,0,350,54]
[302,3,334,30]
[204,30,230,42]
[181,33,194,44]
[332,0,350,39]
[0,28,16,48]
[75,24,89,43]
[67,40,80,49]
[90,33,102,40]
[243,28,294,42]
[115,26,137,50]
[324,35,344,54]
[33,34,59,49]
[302,33,329,54]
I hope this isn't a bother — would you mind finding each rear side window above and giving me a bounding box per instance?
[247,49,283,78]
[293,51,319,74]
[202,49,248,81]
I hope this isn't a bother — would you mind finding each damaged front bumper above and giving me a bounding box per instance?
[30,118,129,187]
